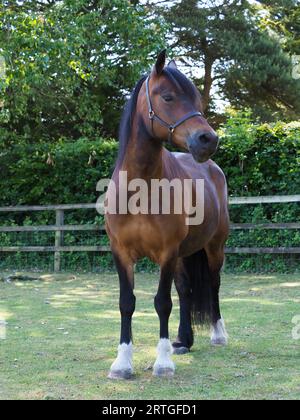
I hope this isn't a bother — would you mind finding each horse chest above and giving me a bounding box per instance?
[107,214,187,263]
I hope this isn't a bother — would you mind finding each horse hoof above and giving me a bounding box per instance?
[211,319,228,347]
[211,337,228,346]
[172,346,190,355]
[108,369,133,380]
[172,342,190,354]
[153,367,175,378]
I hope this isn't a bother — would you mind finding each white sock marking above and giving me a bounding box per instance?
[153,338,175,374]
[211,318,228,345]
[110,342,133,373]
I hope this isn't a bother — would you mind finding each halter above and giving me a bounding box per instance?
[145,76,203,143]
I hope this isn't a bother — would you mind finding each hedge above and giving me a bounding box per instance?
[0,114,299,272]
[1,115,299,207]
[0,137,118,207]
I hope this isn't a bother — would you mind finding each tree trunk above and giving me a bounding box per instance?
[202,57,214,112]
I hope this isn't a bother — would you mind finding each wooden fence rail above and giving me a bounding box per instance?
[0,195,299,271]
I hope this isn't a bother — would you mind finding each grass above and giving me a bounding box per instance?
[0,271,299,400]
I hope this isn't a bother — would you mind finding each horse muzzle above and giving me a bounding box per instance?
[187,131,219,163]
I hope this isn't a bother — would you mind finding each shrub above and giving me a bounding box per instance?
[0,137,118,207]
[216,110,300,197]
[0,113,299,273]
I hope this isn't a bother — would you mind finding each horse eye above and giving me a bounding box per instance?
[162,95,174,103]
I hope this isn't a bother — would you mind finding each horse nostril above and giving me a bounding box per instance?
[199,133,219,146]
[199,134,210,145]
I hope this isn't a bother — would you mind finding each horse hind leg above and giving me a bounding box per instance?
[205,246,228,346]
[173,248,228,353]
[211,317,228,346]
[210,274,228,346]
[172,259,194,354]
[173,250,215,353]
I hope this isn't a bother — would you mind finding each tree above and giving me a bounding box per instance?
[257,0,300,55]
[154,0,300,121]
[0,0,167,143]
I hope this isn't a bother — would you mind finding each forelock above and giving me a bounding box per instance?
[163,67,199,101]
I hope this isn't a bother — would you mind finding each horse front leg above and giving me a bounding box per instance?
[108,251,135,380]
[153,255,177,377]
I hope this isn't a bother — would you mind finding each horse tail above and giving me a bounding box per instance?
[186,249,213,327]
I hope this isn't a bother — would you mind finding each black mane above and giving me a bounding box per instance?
[117,75,147,165]
[117,68,199,166]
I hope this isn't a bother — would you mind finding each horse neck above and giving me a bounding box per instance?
[121,116,163,181]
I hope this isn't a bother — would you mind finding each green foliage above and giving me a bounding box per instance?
[0,1,299,273]
[0,0,167,142]
[1,114,298,208]
[0,137,118,206]
[216,110,300,196]
[159,0,300,121]
[214,112,300,273]
[0,115,299,273]
[258,0,300,55]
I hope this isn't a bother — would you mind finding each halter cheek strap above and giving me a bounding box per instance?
[145,76,203,143]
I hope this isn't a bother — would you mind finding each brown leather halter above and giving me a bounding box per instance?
[145,76,203,143]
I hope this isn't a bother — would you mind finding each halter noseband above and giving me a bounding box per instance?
[145,76,203,143]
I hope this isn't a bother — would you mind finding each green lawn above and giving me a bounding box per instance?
[0,271,299,400]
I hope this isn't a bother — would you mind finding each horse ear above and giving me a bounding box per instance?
[154,49,167,75]
[168,59,178,70]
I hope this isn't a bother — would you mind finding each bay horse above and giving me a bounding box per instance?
[105,50,229,379]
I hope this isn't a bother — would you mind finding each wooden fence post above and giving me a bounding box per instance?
[54,209,64,272]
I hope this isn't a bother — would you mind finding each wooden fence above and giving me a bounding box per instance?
[0,195,299,271]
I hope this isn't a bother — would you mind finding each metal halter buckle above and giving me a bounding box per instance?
[149,110,155,120]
